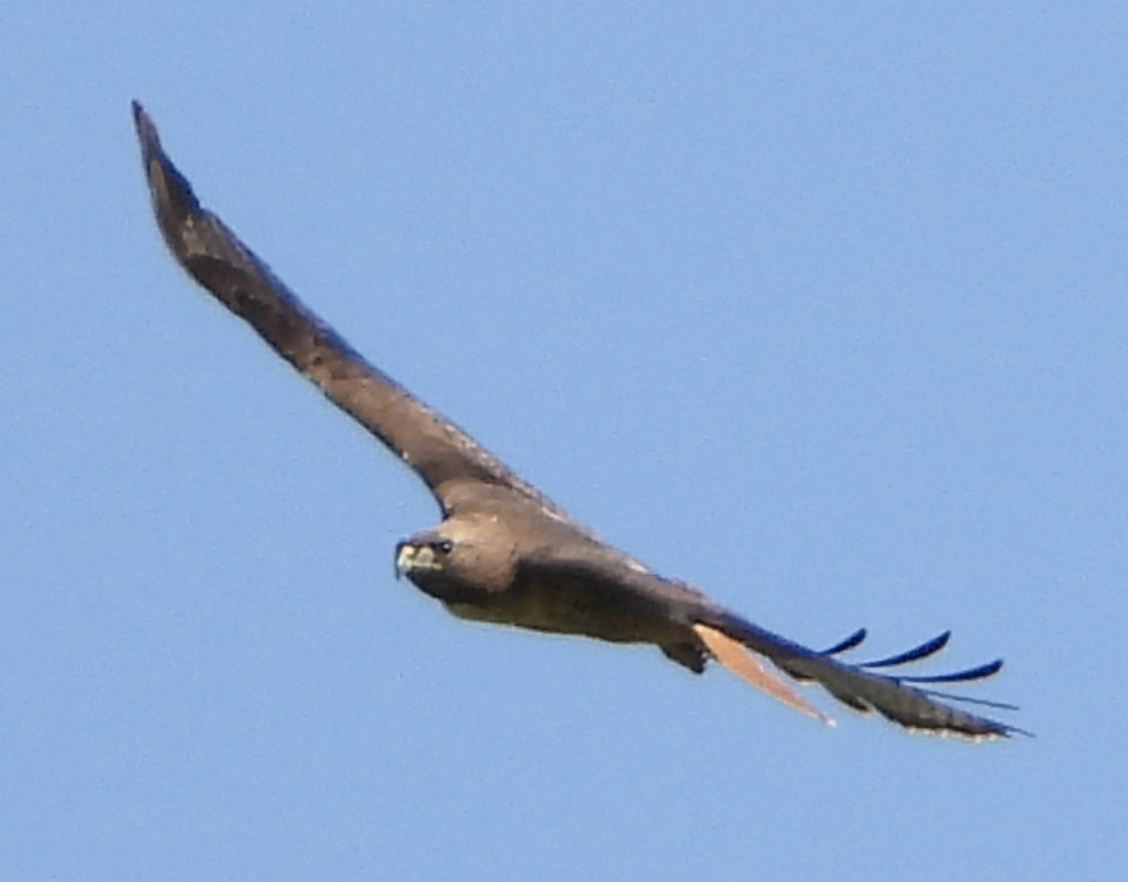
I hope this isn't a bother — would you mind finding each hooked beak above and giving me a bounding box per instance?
[395,541,441,580]
[394,541,414,580]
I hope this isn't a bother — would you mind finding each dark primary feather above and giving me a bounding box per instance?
[856,630,952,668]
[819,628,1008,686]
[898,659,1005,684]
[134,102,1025,742]
[819,627,868,656]
[710,615,1027,739]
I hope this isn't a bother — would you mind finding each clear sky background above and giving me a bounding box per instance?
[3,3,1126,880]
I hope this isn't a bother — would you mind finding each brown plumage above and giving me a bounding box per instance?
[132,102,1025,741]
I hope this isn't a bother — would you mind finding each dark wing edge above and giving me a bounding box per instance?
[706,613,1028,741]
[131,101,569,520]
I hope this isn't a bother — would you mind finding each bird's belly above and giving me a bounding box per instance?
[444,582,681,646]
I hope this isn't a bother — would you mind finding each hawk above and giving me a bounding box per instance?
[132,102,1023,740]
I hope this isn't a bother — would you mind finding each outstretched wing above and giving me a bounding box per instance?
[513,551,1022,740]
[697,615,1026,740]
[132,101,569,521]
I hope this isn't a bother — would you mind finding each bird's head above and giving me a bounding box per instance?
[394,514,517,603]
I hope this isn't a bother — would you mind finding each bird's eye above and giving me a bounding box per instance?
[435,539,454,555]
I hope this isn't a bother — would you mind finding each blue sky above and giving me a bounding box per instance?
[4,3,1126,879]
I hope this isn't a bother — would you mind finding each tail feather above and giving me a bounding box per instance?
[691,624,834,726]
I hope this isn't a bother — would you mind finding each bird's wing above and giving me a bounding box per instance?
[700,613,1025,741]
[515,551,1022,740]
[132,101,571,521]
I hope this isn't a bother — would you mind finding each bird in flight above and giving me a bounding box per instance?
[132,102,1023,741]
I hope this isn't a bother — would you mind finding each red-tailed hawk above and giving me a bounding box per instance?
[133,102,1024,741]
